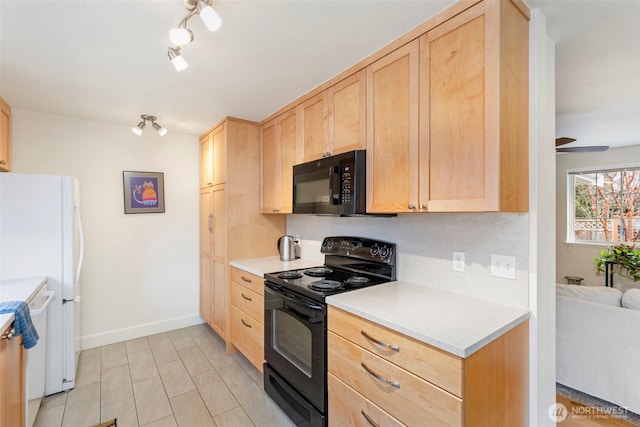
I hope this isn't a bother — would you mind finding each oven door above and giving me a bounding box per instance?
[264,282,326,413]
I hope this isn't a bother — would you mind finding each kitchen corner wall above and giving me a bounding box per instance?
[287,212,530,308]
[11,109,201,349]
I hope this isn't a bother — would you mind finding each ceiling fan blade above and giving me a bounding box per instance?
[556,137,577,147]
[556,145,609,153]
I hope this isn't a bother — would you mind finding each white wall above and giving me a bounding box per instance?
[556,144,640,290]
[11,109,201,349]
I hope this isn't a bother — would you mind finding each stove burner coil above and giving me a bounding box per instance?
[344,276,371,287]
[304,267,334,277]
[278,270,303,279]
[308,280,343,291]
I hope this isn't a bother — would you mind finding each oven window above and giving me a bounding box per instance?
[272,310,313,377]
[296,179,330,205]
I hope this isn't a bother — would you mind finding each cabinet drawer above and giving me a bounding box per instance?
[230,306,264,372]
[230,267,264,295]
[328,332,462,427]
[231,285,263,322]
[328,306,462,396]
[328,373,404,427]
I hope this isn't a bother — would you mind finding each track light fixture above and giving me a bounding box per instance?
[132,115,167,137]
[167,0,221,71]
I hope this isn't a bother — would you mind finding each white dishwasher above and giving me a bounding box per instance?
[27,286,54,427]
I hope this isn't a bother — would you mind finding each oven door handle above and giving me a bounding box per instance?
[265,285,323,314]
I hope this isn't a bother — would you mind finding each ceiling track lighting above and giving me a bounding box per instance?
[132,115,167,137]
[167,0,221,71]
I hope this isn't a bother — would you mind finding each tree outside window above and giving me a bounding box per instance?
[571,168,640,243]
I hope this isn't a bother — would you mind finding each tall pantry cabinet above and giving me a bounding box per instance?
[199,117,285,343]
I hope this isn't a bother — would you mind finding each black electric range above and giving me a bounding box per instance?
[264,236,396,303]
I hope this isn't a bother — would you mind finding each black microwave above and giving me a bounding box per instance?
[293,150,366,216]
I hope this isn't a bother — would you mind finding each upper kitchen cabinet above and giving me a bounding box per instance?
[298,92,329,163]
[328,70,367,156]
[366,40,420,213]
[199,123,226,188]
[0,97,11,172]
[298,70,367,163]
[420,0,529,212]
[260,109,296,214]
[367,0,529,214]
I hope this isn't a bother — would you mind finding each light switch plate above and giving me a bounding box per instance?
[490,255,516,279]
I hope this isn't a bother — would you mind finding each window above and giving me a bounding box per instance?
[569,167,640,243]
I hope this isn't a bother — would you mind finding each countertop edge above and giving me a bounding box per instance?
[0,277,48,333]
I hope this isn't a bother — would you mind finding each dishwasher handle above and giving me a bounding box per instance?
[29,291,54,316]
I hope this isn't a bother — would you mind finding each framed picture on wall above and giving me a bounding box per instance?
[123,171,165,214]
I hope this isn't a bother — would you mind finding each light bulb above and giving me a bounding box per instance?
[152,122,168,136]
[169,27,194,46]
[197,1,222,31]
[167,47,188,72]
[132,121,145,136]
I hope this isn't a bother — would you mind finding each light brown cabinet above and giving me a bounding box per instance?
[298,92,329,163]
[365,40,420,213]
[0,322,25,427]
[199,124,226,188]
[199,118,285,345]
[297,70,367,164]
[229,267,265,372]
[420,0,528,212]
[367,0,529,214]
[328,306,528,427]
[0,97,11,172]
[260,109,296,214]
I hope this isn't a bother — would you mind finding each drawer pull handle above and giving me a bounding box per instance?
[241,319,252,328]
[361,330,400,352]
[241,276,253,283]
[0,160,6,165]
[1,328,15,340]
[241,293,252,302]
[361,410,379,427]
[360,362,400,389]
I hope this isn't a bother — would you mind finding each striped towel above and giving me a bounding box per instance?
[0,301,39,349]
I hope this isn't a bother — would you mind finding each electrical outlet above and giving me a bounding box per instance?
[453,251,465,272]
[490,255,516,279]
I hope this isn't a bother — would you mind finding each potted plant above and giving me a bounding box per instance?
[594,244,640,283]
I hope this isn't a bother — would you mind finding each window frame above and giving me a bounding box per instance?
[567,163,640,245]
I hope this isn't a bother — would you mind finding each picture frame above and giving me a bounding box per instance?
[123,171,165,214]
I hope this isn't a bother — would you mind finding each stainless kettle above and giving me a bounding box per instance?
[277,235,296,261]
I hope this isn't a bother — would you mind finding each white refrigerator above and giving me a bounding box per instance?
[0,173,84,395]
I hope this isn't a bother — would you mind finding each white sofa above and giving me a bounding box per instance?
[556,284,640,415]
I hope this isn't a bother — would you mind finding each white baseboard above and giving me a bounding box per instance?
[81,313,205,350]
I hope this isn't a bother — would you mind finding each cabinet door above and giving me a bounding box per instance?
[199,188,213,323]
[279,109,296,214]
[260,119,280,213]
[200,132,214,188]
[0,97,11,172]
[0,325,25,427]
[211,123,227,186]
[422,4,490,211]
[298,92,329,162]
[329,70,366,156]
[366,40,420,213]
[211,185,227,337]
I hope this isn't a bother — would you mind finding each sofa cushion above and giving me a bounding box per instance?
[622,288,640,310]
[556,284,623,306]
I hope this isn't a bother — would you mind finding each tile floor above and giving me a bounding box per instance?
[34,324,296,427]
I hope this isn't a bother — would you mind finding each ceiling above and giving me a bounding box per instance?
[1,1,639,150]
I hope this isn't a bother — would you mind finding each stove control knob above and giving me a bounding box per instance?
[370,245,380,257]
[378,246,390,259]
[322,239,334,252]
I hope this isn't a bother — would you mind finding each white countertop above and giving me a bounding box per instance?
[326,281,530,358]
[229,256,320,277]
[0,277,48,332]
